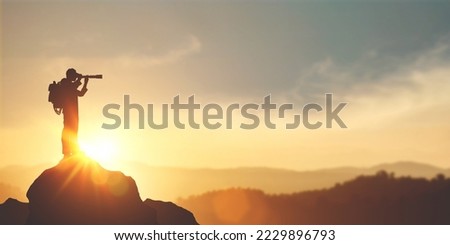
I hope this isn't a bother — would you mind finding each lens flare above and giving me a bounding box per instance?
[79,137,118,169]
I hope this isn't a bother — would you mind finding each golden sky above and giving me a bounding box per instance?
[1,1,450,171]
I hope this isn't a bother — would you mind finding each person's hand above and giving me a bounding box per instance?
[75,73,83,82]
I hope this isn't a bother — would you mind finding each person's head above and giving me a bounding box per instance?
[66,68,79,81]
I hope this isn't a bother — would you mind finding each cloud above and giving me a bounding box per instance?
[288,38,450,128]
[40,34,202,67]
[117,35,202,67]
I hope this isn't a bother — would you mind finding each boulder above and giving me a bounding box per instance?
[26,155,157,224]
[144,199,198,225]
[0,198,29,225]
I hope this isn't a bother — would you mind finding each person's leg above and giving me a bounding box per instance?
[62,113,79,156]
[70,115,80,154]
[62,127,71,157]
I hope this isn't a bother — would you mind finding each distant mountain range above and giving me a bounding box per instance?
[178,172,450,224]
[1,161,449,203]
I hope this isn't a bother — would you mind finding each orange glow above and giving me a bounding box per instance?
[212,188,251,224]
[79,136,119,169]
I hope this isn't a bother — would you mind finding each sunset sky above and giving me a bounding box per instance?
[1,0,450,171]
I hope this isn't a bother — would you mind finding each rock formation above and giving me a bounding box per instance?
[0,154,198,225]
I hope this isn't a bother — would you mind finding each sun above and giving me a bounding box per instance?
[78,137,119,169]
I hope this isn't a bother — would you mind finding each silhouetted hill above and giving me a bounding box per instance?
[369,161,445,177]
[0,155,198,225]
[0,198,28,225]
[26,155,158,224]
[144,199,198,225]
[2,161,449,202]
[127,161,450,201]
[178,172,450,224]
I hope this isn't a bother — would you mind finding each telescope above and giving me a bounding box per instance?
[79,74,103,79]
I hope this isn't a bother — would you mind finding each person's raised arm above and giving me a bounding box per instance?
[78,77,89,96]
[74,75,83,87]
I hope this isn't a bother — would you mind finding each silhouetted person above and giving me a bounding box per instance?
[61,68,89,157]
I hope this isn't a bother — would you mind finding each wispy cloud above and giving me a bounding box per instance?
[117,35,202,67]
[288,38,450,128]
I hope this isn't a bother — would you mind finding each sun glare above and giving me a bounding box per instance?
[79,137,119,169]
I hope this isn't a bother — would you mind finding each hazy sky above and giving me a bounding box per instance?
[1,0,450,170]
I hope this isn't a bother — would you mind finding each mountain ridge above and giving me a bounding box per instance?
[178,172,450,224]
[1,161,449,202]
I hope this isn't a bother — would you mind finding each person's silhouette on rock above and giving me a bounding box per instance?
[60,68,88,157]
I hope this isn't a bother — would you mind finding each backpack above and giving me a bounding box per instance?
[48,80,63,115]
